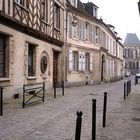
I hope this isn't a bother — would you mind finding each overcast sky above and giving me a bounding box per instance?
[81,0,140,42]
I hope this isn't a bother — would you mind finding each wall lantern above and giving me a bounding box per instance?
[71,13,78,27]
[138,0,140,15]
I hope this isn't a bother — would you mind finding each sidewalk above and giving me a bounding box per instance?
[0,80,140,140]
[97,83,140,140]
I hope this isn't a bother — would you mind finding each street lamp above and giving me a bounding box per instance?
[138,0,140,15]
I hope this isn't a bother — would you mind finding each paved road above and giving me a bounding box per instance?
[0,78,140,140]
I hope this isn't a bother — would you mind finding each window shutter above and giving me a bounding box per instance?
[83,21,85,40]
[90,53,93,71]
[79,20,82,39]
[89,24,92,42]
[106,59,108,76]
[24,42,28,76]
[79,51,82,71]
[82,52,85,71]
[73,26,76,38]
[69,15,72,38]
[76,21,79,38]
[68,50,73,71]
[93,25,96,43]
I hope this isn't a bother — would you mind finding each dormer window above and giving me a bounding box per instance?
[93,7,97,17]
[70,0,77,8]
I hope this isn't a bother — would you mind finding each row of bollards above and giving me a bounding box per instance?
[0,87,3,116]
[124,80,131,99]
[53,80,64,98]
[75,92,107,140]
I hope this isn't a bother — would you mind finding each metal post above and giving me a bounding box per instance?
[127,81,129,96]
[135,76,138,85]
[129,80,130,94]
[62,80,64,96]
[130,80,131,92]
[103,92,107,127]
[126,81,128,96]
[124,82,126,100]
[75,111,83,140]
[92,99,96,140]
[43,82,45,102]
[0,88,3,116]
[54,84,56,98]
[22,85,25,108]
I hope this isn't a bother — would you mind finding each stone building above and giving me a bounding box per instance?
[124,33,140,74]
[65,0,124,86]
[0,0,65,99]
[0,0,124,100]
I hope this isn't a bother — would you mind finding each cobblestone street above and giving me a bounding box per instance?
[0,78,140,140]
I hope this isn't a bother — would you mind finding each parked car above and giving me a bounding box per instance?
[135,73,140,78]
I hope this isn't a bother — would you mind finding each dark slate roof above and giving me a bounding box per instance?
[123,33,140,46]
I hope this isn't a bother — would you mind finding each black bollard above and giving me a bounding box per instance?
[0,88,3,116]
[75,111,83,140]
[130,80,131,92]
[135,76,138,85]
[54,84,56,98]
[62,80,64,96]
[124,82,126,100]
[43,82,45,102]
[92,99,96,140]
[126,81,128,96]
[22,85,25,108]
[103,92,107,127]
[128,80,131,94]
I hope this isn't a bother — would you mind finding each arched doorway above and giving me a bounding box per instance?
[101,54,105,82]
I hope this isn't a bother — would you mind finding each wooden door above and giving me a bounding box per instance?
[53,51,59,85]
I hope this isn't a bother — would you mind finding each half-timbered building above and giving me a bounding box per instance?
[0,0,65,99]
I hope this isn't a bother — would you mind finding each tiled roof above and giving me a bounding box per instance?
[124,33,140,46]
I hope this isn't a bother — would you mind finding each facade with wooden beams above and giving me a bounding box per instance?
[65,0,124,86]
[0,0,124,99]
[0,0,65,99]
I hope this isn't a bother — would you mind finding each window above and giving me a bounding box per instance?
[85,53,90,71]
[54,4,60,30]
[85,22,90,41]
[15,0,28,8]
[90,24,95,43]
[133,62,135,69]
[68,15,73,38]
[0,36,6,77]
[136,62,139,69]
[103,32,106,48]
[0,35,9,78]
[73,51,78,71]
[93,7,97,17]
[28,44,36,77]
[41,0,48,22]
[40,56,47,74]
[95,26,100,44]
[70,0,77,7]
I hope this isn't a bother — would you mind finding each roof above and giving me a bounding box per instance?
[123,33,140,46]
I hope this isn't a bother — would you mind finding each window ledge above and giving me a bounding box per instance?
[70,71,79,74]
[0,78,11,82]
[72,38,79,41]
[27,77,36,80]
[85,71,91,74]
[84,40,91,43]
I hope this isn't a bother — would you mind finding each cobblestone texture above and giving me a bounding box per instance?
[0,77,140,140]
